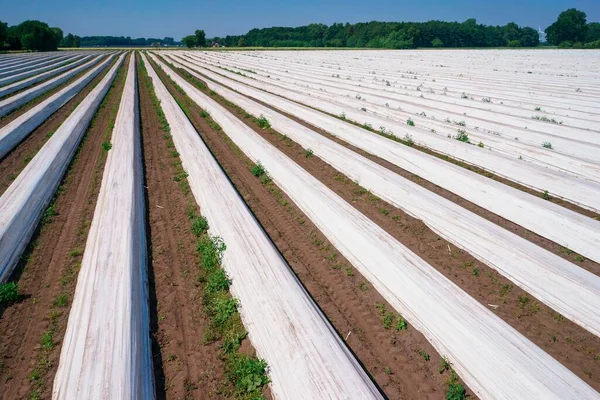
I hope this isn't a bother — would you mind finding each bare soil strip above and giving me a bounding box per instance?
[149,55,470,400]
[137,55,233,400]
[0,57,118,196]
[161,60,600,393]
[0,57,128,400]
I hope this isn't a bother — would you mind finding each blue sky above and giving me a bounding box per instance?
[0,0,598,39]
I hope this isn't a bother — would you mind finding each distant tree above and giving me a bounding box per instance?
[61,33,74,47]
[431,37,443,47]
[73,35,80,48]
[545,8,588,45]
[194,29,206,47]
[12,20,61,51]
[51,27,64,44]
[519,27,540,47]
[0,21,8,48]
[163,36,175,45]
[507,40,521,48]
[237,37,246,47]
[182,35,197,48]
[585,22,600,42]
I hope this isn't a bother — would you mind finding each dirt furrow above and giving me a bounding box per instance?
[137,55,230,400]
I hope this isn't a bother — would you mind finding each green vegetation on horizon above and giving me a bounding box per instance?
[2,8,599,51]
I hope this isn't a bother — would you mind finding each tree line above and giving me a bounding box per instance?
[194,8,599,49]
[2,8,599,51]
[0,20,64,51]
[0,19,179,50]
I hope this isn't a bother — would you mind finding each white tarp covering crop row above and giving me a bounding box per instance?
[0,55,114,159]
[160,53,600,338]
[0,54,73,79]
[179,52,600,213]
[168,52,600,266]
[143,52,382,399]
[0,54,81,86]
[0,54,125,283]
[53,53,155,400]
[0,53,99,101]
[148,53,599,400]
[199,51,600,170]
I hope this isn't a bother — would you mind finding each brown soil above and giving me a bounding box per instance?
[137,56,232,399]
[0,57,118,196]
[0,56,128,399]
[160,59,600,393]
[0,56,105,128]
[151,56,464,399]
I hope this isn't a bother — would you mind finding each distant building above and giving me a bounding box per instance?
[212,41,220,48]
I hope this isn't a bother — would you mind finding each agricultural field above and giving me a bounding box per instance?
[0,48,599,400]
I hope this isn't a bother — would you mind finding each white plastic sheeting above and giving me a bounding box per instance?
[0,54,97,101]
[162,54,600,337]
[0,55,114,159]
[180,52,600,213]
[53,53,154,400]
[143,52,382,400]
[168,53,600,265]
[199,52,600,172]
[0,54,71,79]
[149,53,599,400]
[0,54,125,283]
[0,54,80,86]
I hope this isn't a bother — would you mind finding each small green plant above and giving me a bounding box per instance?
[250,162,266,177]
[542,190,551,200]
[101,141,112,152]
[575,255,585,262]
[542,141,553,149]
[0,282,20,304]
[455,121,466,127]
[403,134,414,146]
[396,315,407,331]
[40,331,53,351]
[478,141,484,148]
[256,114,271,129]
[406,118,415,126]
[340,112,346,120]
[384,367,392,375]
[419,349,430,361]
[305,148,314,158]
[380,208,389,216]
[228,355,270,396]
[482,97,492,103]
[534,106,541,111]
[191,216,209,237]
[41,204,58,225]
[359,282,368,291]
[439,357,450,374]
[533,116,562,124]
[447,383,467,400]
[54,294,68,308]
[69,248,83,257]
[454,130,470,144]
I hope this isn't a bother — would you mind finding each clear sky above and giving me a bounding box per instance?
[0,0,598,39]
